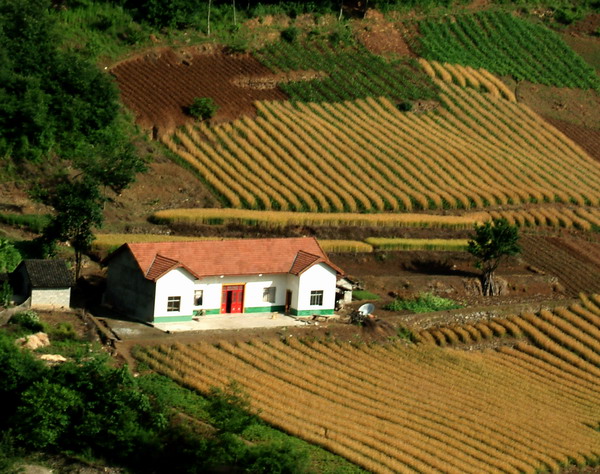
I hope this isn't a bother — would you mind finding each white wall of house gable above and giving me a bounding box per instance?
[154,268,195,317]
[296,263,337,312]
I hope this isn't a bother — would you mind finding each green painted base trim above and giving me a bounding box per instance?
[245,305,286,313]
[203,309,221,315]
[154,315,194,323]
[290,308,335,316]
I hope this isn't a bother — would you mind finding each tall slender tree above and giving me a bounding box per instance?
[467,218,521,296]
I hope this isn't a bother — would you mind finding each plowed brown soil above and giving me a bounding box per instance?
[520,235,600,295]
[545,117,600,162]
[110,47,287,134]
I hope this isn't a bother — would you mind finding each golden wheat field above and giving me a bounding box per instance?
[163,63,600,214]
[136,294,600,474]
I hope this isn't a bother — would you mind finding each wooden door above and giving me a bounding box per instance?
[221,285,244,314]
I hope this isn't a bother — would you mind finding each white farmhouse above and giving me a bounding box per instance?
[104,237,343,324]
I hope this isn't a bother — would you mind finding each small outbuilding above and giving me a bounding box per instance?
[11,259,73,309]
[104,237,344,324]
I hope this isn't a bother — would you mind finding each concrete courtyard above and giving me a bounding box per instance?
[153,312,308,333]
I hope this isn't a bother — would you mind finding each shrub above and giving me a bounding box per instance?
[207,380,258,434]
[48,322,77,342]
[281,26,299,43]
[554,7,584,25]
[187,97,219,120]
[384,292,462,313]
[0,281,11,307]
[242,440,311,474]
[397,101,413,112]
[10,311,43,333]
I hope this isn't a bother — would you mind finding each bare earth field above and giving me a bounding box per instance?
[111,46,287,134]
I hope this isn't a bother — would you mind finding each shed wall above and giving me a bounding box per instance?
[30,288,71,308]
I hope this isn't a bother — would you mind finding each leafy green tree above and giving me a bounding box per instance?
[0,239,21,273]
[467,218,521,296]
[16,379,82,449]
[188,97,219,120]
[34,176,104,280]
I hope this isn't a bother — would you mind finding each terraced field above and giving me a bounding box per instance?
[136,295,600,473]
[521,236,600,295]
[164,67,600,213]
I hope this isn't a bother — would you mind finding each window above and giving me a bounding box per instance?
[263,287,276,304]
[194,290,203,306]
[167,296,181,312]
[310,290,324,306]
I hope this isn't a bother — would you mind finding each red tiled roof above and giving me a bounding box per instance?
[145,254,199,281]
[289,250,323,275]
[118,237,342,281]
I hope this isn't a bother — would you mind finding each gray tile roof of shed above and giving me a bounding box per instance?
[20,260,73,288]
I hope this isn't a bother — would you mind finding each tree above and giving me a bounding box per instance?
[0,239,21,273]
[467,218,521,296]
[34,176,104,280]
[187,97,219,120]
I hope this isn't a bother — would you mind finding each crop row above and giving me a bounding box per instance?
[151,205,600,233]
[417,294,600,361]
[137,297,600,472]
[165,79,600,211]
[254,41,438,104]
[418,11,599,89]
[418,59,516,101]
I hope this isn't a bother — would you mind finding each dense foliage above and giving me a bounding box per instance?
[384,292,463,312]
[188,97,219,120]
[418,11,600,89]
[0,327,312,473]
[1,0,146,260]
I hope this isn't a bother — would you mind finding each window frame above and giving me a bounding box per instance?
[263,286,276,304]
[167,296,181,312]
[309,290,324,306]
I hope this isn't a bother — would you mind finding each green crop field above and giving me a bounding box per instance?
[418,11,600,89]
[255,41,439,103]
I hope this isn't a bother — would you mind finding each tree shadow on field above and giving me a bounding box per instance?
[404,258,478,278]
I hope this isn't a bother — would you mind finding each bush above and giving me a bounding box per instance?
[48,322,77,342]
[207,380,257,434]
[554,7,584,25]
[187,97,219,120]
[0,281,12,308]
[243,440,311,474]
[10,311,43,333]
[281,26,299,43]
[384,292,462,313]
[397,101,413,112]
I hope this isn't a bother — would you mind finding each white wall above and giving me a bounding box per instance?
[194,274,289,312]
[154,265,337,316]
[31,288,71,309]
[154,268,195,318]
[296,263,337,312]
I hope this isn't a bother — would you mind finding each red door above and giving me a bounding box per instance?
[221,285,244,314]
